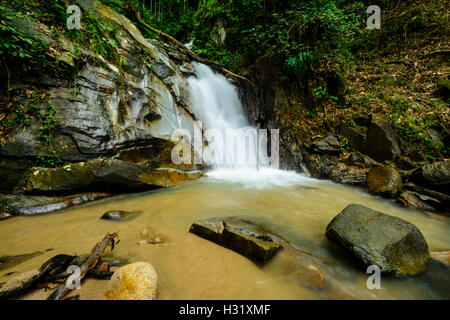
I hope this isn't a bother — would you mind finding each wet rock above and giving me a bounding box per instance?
[430,251,450,267]
[304,135,342,155]
[367,165,403,198]
[289,265,325,289]
[330,164,368,186]
[189,217,282,265]
[0,193,111,216]
[141,227,164,244]
[104,262,158,300]
[326,204,429,276]
[396,191,441,212]
[365,116,401,162]
[403,182,450,214]
[24,159,203,194]
[101,210,140,222]
[410,160,450,193]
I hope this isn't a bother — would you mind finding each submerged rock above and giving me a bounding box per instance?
[367,165,403,198]
[104,262,158,300]
[100,210,141,222]
[24,159,203,194]
[189,217,282,265]
[325,204,429,276]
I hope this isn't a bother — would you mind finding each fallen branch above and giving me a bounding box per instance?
[46,232,119,300]
[133,9,253,86]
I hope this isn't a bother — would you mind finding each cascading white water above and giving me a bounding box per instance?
[186,62,302,187]
[187,62,259,169]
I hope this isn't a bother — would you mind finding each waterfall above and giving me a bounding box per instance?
[187,62,259,169]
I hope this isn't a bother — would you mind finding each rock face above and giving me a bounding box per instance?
[189,217,282,264]
[365,117,401,162]
[104,262,158,300]
[0,0,204,195]
[410,160,450,192]
[325,204,429,276]
[24,159,203,194]
[367,165,403,198]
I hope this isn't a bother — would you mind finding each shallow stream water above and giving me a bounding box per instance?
[0,168,448,300]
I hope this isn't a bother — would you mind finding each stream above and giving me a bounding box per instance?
[0,169,449,299]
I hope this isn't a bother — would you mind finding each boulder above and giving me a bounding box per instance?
[325,204,429,276]
[189,217,282,265]
[367,165,403,198]
[104,262,158,300]
[365,117,401,162]
[304,135,342,155]
[410,160,450,192]
[24,159,203,194]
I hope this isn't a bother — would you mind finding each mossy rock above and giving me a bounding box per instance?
[367,165,403,198]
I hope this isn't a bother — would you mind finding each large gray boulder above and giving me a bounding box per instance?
[325,204,429,276]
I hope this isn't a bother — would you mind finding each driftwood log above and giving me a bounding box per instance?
[46,232,119,300]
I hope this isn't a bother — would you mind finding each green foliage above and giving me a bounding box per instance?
[306,109,318,118]
[340,137,351,151]
[192,0,365,82]
[313,86,327,99]
[0,2,49,65]
[35,155,64,167]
